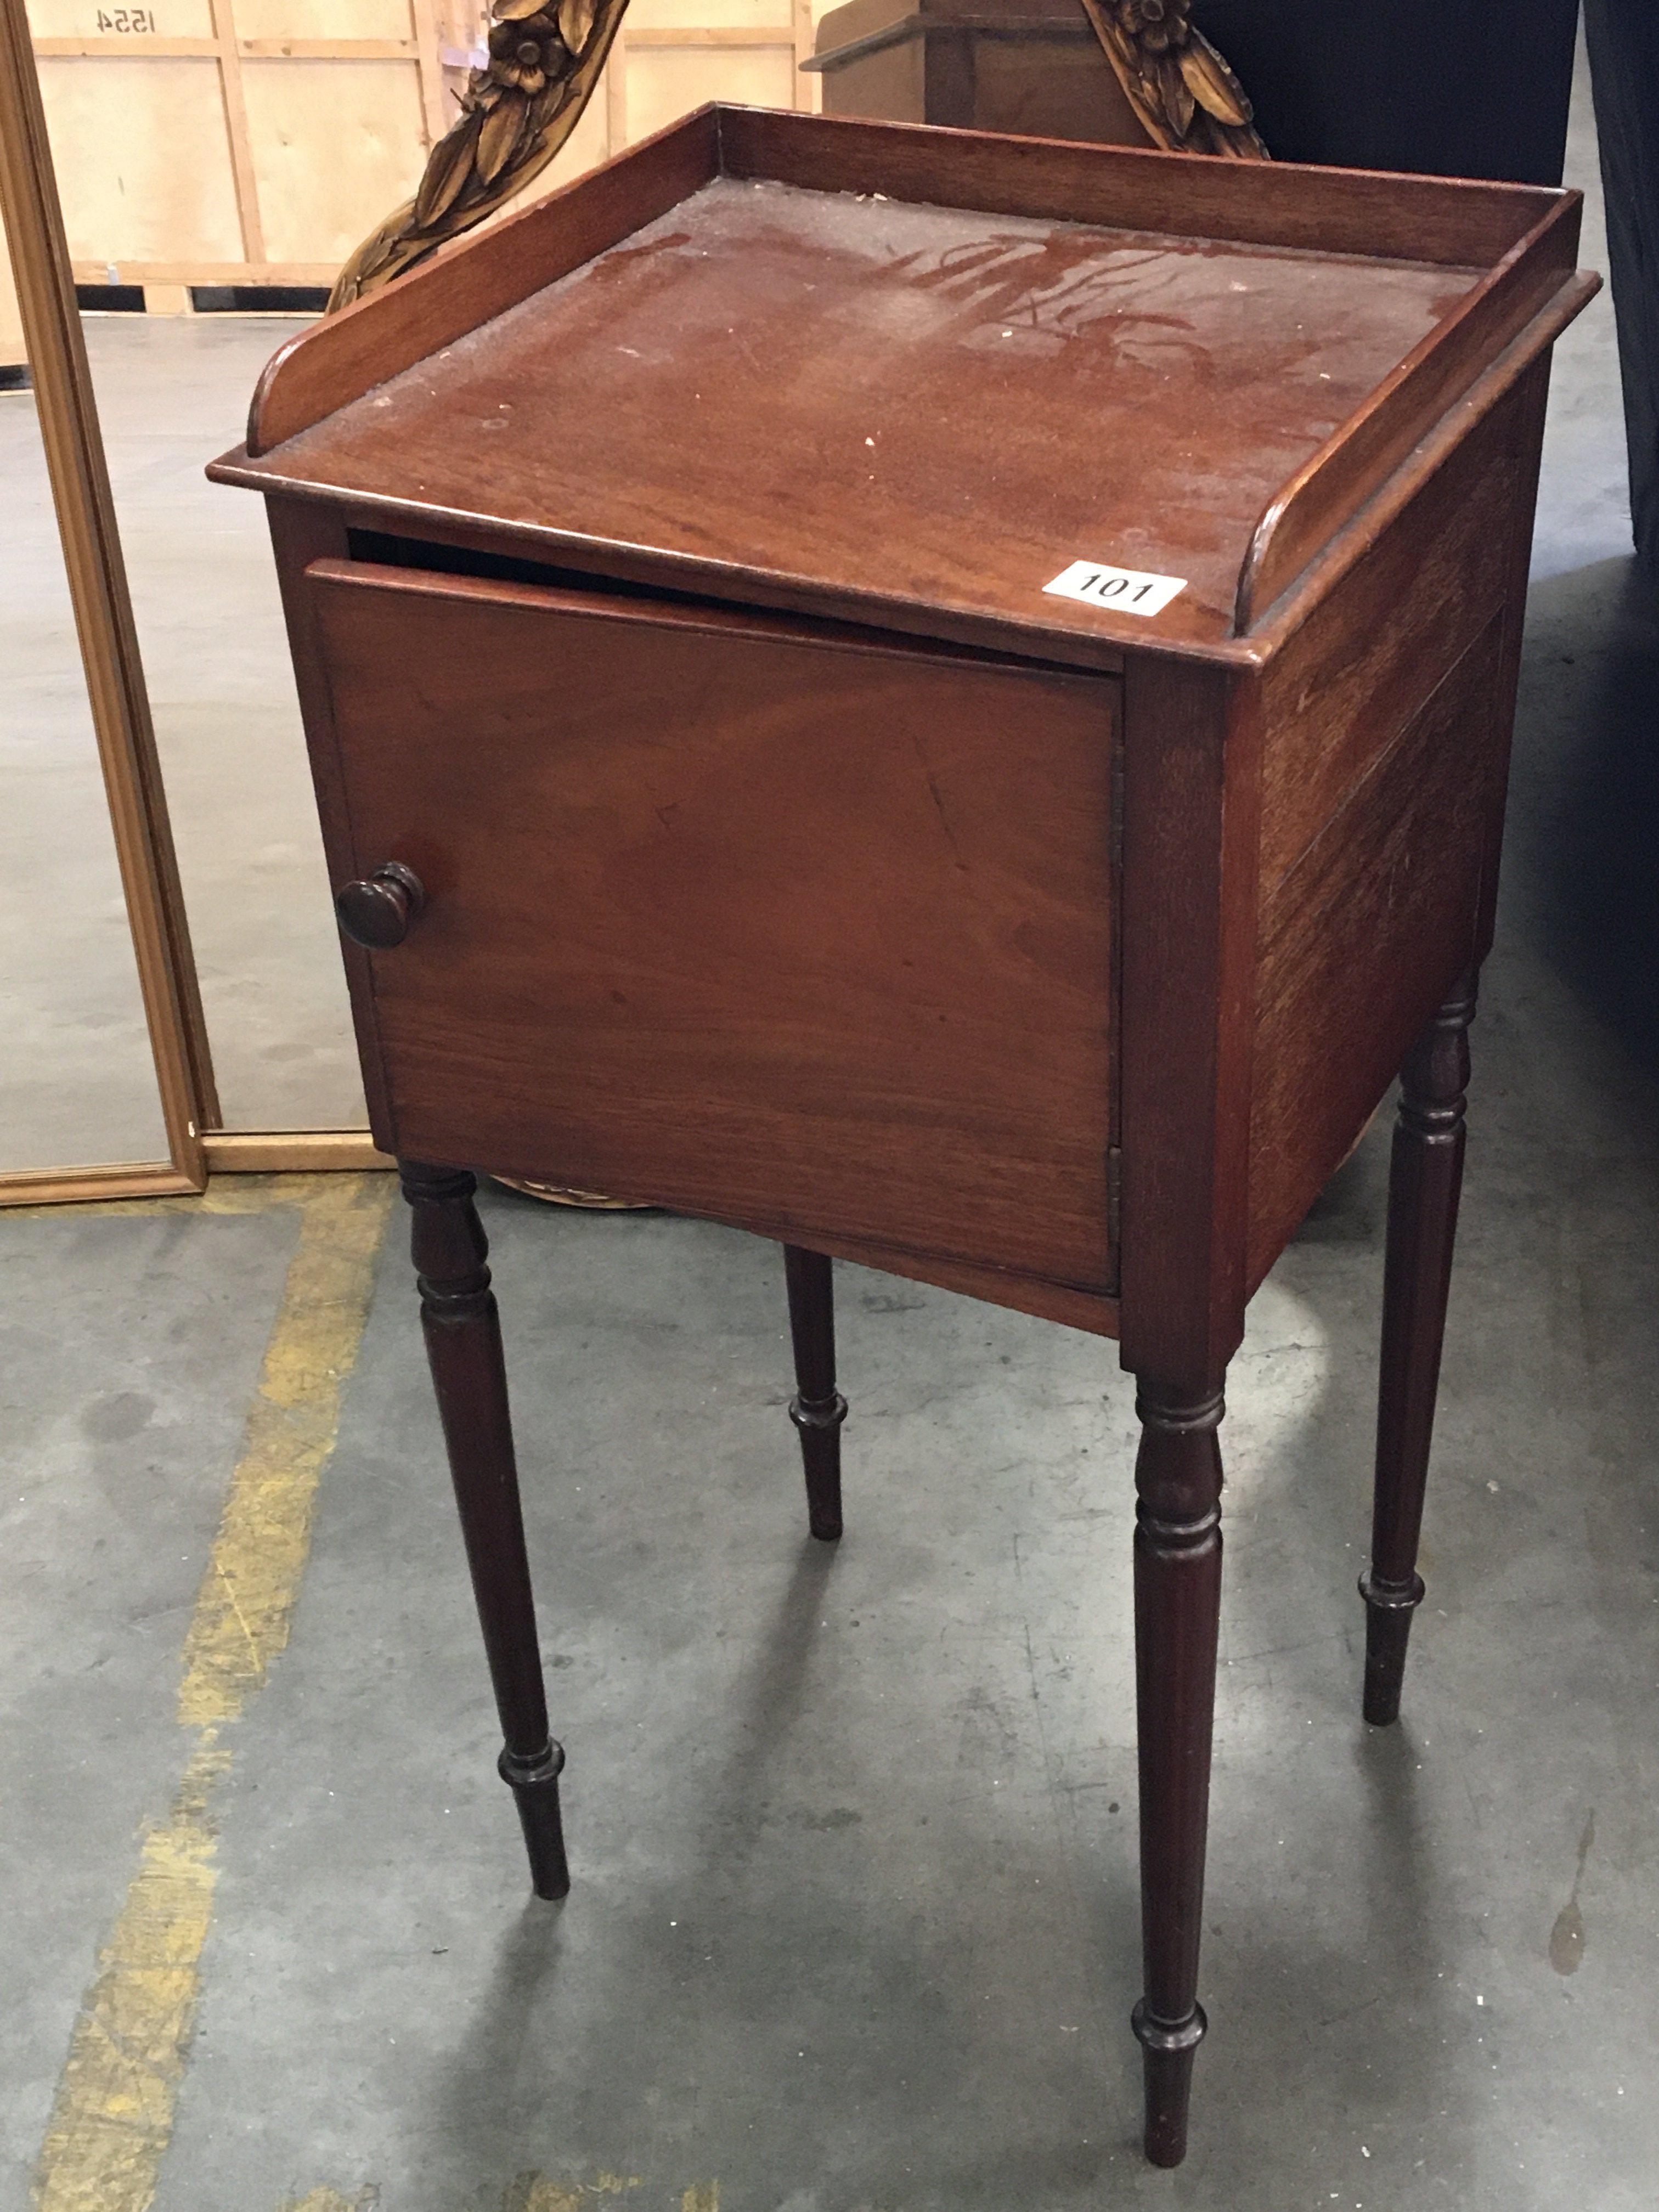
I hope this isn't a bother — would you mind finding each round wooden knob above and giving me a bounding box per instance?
[335,861,425,949]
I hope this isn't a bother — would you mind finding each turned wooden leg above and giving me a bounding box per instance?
[402,1160,569,1899]
[783,1244,845,1540]
[1361,973,1476,1727]
[1131,1379,1224,2169]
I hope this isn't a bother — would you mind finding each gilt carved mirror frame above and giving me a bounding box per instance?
[331,0,1265,312]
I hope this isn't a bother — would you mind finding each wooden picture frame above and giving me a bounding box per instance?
[1,0,395,1203]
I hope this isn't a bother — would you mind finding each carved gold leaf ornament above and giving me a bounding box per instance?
[1077,0,1267,160]
[329,0,631,309]
[330,0,1265,315]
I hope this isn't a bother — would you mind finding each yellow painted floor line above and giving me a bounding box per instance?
[31,1173,395,2212]
[278,2174,714,2212]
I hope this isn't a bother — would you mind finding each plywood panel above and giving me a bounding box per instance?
[29,8,810,289]
[630,0,792,24]
[625,40,795,142]
[27,1,213,33]
[432,0,486,55]
[38,55,244,263]
[234,0,415,36]
[241,56,428,263]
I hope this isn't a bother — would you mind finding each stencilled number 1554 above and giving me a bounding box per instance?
[97,9,157,31]
[1043,560,1188,618]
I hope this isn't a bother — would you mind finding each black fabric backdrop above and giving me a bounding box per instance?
[1584,0,1658,563]
[1192,2,1659,566]
[1190,0,1580,186]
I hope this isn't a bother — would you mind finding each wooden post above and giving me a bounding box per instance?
[402,1160,570,1899]
[1362,974,1476,1725]
[1129,1379,1226,2168]
[783,1245,846,1540]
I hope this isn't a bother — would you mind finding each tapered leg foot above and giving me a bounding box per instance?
[499,1742,571,1900]
[791,1397,846,1541]
[1132,2000,1208,2168]
[1358,1568,1425,1727]
[783,1245,846,1540]
[1131,1379,1225,2168]
[1363,973,1476,1725]
[402,1160,569,1897]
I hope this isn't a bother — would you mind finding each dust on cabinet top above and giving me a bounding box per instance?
[211,105,1592,665]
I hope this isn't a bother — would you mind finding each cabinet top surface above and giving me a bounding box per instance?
[217,109,1587,658]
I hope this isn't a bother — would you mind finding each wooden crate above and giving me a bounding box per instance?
[26,0,818,307]
[595,0,816,170]
[29,0,449,298]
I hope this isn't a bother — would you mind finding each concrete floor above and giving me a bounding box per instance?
[0,338,169,1170]
[5,53,1659,2212]
[0,311,365,1171]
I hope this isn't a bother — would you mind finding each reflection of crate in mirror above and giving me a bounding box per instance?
[22,0,820,314]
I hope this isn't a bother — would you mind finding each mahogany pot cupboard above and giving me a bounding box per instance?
[210,107,1595,2167]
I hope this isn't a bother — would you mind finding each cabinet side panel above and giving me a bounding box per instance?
[1257,385,1528,898]
[1246,365,1551,1288]
[1248,616,1505,1288]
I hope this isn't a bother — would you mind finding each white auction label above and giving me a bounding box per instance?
[1043,560,1187,617]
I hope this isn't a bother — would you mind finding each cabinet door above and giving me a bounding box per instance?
[307,559,1118,1290]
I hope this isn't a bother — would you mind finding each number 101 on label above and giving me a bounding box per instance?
[1043,560,1187,618]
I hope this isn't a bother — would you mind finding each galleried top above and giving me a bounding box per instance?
[215,108,1589,659]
